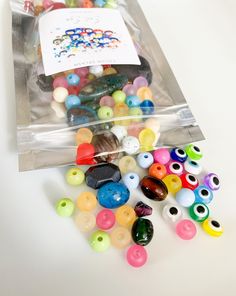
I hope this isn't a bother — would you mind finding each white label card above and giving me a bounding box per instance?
[39,8,140,76]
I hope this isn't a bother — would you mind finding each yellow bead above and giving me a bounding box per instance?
[77,192,97,211]
[118,156,137,174]
[163,174,182,194]
[202,218,223,237]
[137,87,153,101]
[113,103,130,125]
[75,212,96,232]
[75,128,93,145]
[103,67,117,76]
[110,227,132,249]
[116,205,136,227]
[138,128,157,152]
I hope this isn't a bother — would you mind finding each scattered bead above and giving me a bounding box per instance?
[116,205,136,227]
[122,172,140,190]
[170,147,187,163]
[175,188,195,208]
[194,185,213,204]
[75,128,93,146]
[111,227,131,249]
[77,192,97,212]
[56,198,75,217]
[204,173,220,191]
[110,125,127,142]
[75,212,96,232]
[139,128,157,151]
[118,156,137,174]
[184,159,202,175]
[90,230,111,252]
[149,163,167,179]
[131,218,154,246]
[66,167,85,186]
[76,143,95,165]
[166,161,184,176]
[134,201,153,217]
[162,174,182,194]
[162,203,183,224]
[96,209,116,230]
[185,144,203,161]
[189,203,209,222]
[137,152,154,169]
[126,245,148,268]
[202,218,223,237]
[89,65,104,77]
[122,136,140,155]
[153,148,170,165]
[180,174,199,190]
[140,176,168,201]
[175,219,197,240]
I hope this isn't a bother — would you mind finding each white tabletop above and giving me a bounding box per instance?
[0,0,236,295]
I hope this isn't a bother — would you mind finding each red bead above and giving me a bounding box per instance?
[67,85,81,95]
[51,2,66,10]
[103,65,111,69]
[76,143,96,165]
[180,173,199,190]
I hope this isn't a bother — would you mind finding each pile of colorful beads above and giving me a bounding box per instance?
[55,143,223,268]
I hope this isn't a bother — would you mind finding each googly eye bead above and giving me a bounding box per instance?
[166,161,184,176]
[162,174,182,194]
[185,144,203,161]
[189,202,209,222]
[184,159,202,175]
[175,188,195,207]
[202,218,223,237]
[122,172,140,190]
[180,173,199,190]
[204,173,220,191]
[170,147,188,163]
[175,219,197,240]
[65,95,81,110]
[162,204,183,224]
[194,185,214,204]
[137,152,154,169]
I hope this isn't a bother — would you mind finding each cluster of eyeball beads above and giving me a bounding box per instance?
[56,143,223,268]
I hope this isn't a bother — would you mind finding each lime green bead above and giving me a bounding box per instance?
[97,106,114,120]
[129,107,143,122]
[66,167,85,186]
[112,90,126,104]
[185,144,203,161]
[56,198,75,217]
[90,230,111,252]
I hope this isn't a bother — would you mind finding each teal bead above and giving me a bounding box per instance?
[97,106,114,120]
[90,230,111,252]
[56,198,75,217]
[126,95,141,107]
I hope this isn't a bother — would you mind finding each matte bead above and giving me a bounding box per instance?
[185,144,203,161]
[67,106,97,126]
[148,163,167,179]
[99,96,115,108]
[144,118,160,134]
[53,87,69,103]
[85,163,121,189]
[204,173,220,191]
[184,159,202,175]
[175,219,197,240]
[153,148,170,165]
[56,198,75,217]
[90,230,111,252]
[127,122,143,137]
[140,176,168,201]
[170,147,187,163]
[111,227,131,249]
[96,209,115,230]
[65,95,81,110]
[36,74,54,91]
[66,73,80,85]
[66,167,85,186]
[175,188,195,207]
[116,205,136,227]
[67,85,81,95]
[180,174,199,190]
[103,67,117,75]
[202,218,223,237]
[122,84,138,96]
[53,76,68,89]
[126,245,148,268]
[89,65,104,77]
[162,174,182,194]
[122,173,140,190]
[128,107,143,122]
[97,106,113,120]
[134,201,153,217]
[77,192,97,212]
[131,218,154,246]
[162,203,183,224]
[110,125,127,142]
[166,161,184,176]
[118,156,137,174]
[189,203,209,222]
[75,212,96,232]
[75,128,93,145]
[74,67,89,77]
[122,136,140,155]
[133,76,148,88]
[50,101,66,118]
[112,90,126,104]
[137,152,154,169]
[137,87,153,101]
[194,185,213,204]
[76,143,96,165]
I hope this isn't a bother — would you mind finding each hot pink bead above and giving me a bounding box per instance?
[133,76,148,88]
[175,219,197,240]
[127,123,144,138]
[126,245,148,268]
[100,96,115,108]
[42,0,53,9]
[96,209,116,230]
[122,84,138,96]
[74,67,89,77]
[166,161,184,176]
[53,76,68,89]
[153,148,170,165]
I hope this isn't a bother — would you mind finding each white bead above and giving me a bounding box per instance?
[162,203,183,224]
[176,189,195,207]
[51,101,66,118]
[122,136,140,155]
[110,125,127,142]
[122,173,140,190]
[89,65,104,77]
[53,87,68,103]
[137,152,154,169]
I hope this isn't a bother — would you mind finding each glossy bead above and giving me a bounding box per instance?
[202,218,223,237]
[75,212,96,232]
[110,227,131,249]
[162,174,182,194]
[75,128,93,146]
[126,245,148,268]
[67,106,97,127]
[112,90,126,104]
[97,106,113,120]
[153,148,170,165]
[140,176,168,201]
[99,96,115,108]
[118,156,137,174]
[189,203,209,222]
[144,118,161,134]
[122,136,140,155]
[66,167,85,186]
[122,173,140,190]
[131,218,154,246]
[53,76,68,89]
[96,209,115,230]
[133,76,148,88]
[170,147,187,163]
[50,101,66,118]
[204,173,220,191]
[194,185,213,204]
[175,219,197,240]
[126,95,141,107]
[53,87,68,103]
[97,182,130,209]
[66,73,80,86]
[74,67,89,77]
[185,144,203,161]
[77,192,97,212]
[184,159,202,175]
[116,205,136,227]
[175,188,195,207]
[122,84,138,96]
[139,128,157,151]
[149,163,167,180]
[90,230,110,252]
[76,143,95,165]
[65,95,81,110]
[162,203,183,224]
[180,173,199,190]
[89,65,103,77]
[134,201,152,217]
[137,152,154,169]
[166,161,184,176]
[140,100,154,115]
[56,198,75,217]
[110,125,127,142]
[137,86,152,100]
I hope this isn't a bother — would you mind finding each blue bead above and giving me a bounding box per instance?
[137,152,154,169]
[97,182,130,209]
[122,173,140,190]
[194,185,214,204]
[126,95,141,108]
[170,147,187,163]
[95,0,106,7]
[140,100,154,115]
[67,73,80,86]
[65,95,81,110]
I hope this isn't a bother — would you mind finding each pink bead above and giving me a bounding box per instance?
[175,219,197,240]
[166,161,184,176]
[122,84,138,96]
[133,76,148,88]
[74,67,89,77]
[53,76,68,89]
[153,148,170,165]
[100,96,115,108]
[79,77,89,89]
[96,209,116,230]
[126,245,148,268]
[42,0,53,9]
[127,123,144,138]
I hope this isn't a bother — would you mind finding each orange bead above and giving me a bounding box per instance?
[113,103,129,117]
[137,87,153,101]
[77,192,97,212]
[110,227,132,249]
[75,128,93,146]
[116,205,136,227]
[149,163,167,179]
[82,0,93,8]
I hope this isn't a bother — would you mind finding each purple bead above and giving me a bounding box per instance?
[133,76,148,88]
[204,173,220,191]
[134,201,153,217]
[122,84,138,96]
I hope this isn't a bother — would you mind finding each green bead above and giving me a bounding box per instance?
[105,0,117,8]
[97,106,114,120]
[131,218,154,246]
[66,167,85,186]
[90,230,111,252]
[185,144,203,161]
[129,107,143,122]
[56,198,75,217]
[189,203,209,222]
[112,90,126,104]
[66,0,77,7]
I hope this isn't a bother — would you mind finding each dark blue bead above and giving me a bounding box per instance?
[140,100,154,115]
[170,147,188,163]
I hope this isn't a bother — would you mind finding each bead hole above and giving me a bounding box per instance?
[72,171,77,175]
[98,237,103,242]
[130,176,134,179]
[144,155,148,159]
[61,202,66,207]
[211,220,220,228]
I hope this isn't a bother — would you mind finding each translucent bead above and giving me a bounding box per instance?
[77,192,97,211]
[75,212,96,232]
[122,136,140,155]
[184,159,202,175]
[175,219,197,240]
[66,167,85,186]
[203,173,220,191]
[89,65,104,78]
[66,73,80,86]
[153,148,170,164]
[96,209,115,230]
[97,106,113,120]
[110,227,131,249]
[112,90,126,104]
[53,76,68,89]
[140,100,155,115]
[65,95,81,110]
[185,144,203,161]
[90,230,111,252]
[75,128,93,146]
[119,156,137,174]
[163,174,182,194]
[56,198,75,217]
[50,101,66,118]
[137,86,152,100]
[53,87,68,103]
[127,122,144,138]
[126,95,141,108]
[126,244,148,268]
[122,172,140,190]
[99,96,115,108]
[194,185,213,204]
[113,102,129,116]
[128,107,143,122]
[116,205,136,227]
[137,152,154,169]
[138,128,157,151]
[162,203,183,224]
[133,76,148,88]
[110,125,127,142]
[149,163,167,179]
[122,84,138,96]
[144,118,160,133]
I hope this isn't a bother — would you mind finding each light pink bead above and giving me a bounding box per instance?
[122,84,138,96]
[100,96,115,108]
[42,0,53,9]
[133,76,148,88]
[127,123,144,138]
[96,209,115,230]
[53,76,68,89]
[153,148,170,165]
[175,219,197,240]
[126,245,148,268]
[74,67,89,77]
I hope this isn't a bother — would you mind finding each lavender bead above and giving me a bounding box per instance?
[204,173,220,191]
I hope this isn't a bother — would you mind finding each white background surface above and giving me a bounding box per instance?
[0,0,236,295]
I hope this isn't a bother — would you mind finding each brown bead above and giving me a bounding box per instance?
[140,176,168,201]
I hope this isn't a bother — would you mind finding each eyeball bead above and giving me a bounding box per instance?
[148,163,167,179]
[162,204,183,224]
[90,230,111,252]
[184,159,202,175]
[175,219,197,240]
[166,161,184,176]
[170,147,187,163]
[180,174,199,190]
[66,73,80,86]
[175,188,195,207]
[162,174,182,194]
[189,203,209,222]
[122,136,140,155]
[185,144,203,161]
[137,152,154,169]
[204,173,220,191]
[126,244,148,268]
[122,173,140,190]
[153,148,170,165]
[202,218,223,237]
[194,185,213,204]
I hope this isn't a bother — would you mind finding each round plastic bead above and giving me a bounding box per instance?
[127,122,143,138]
[113,102,129,117]
[119,156,137,174]
[122,136,140,155]
[189,202,209,222]
[175,188,195,207]
[175,219,197,240]
[96,209,115,230]
[140,176,168,201]
[89,65,103,77]
[184,159,202,175]
[140,100,154,115]
[90,230,111,252]
[97,106,113,120]
[139,128,157,151]
[126,244,148,268]
[153,148,170,165]
[126,95,141,108]
[112,90,126,104]
[110,227,131,249]
[77,192,97,211]
[144,118,160,134]
[166,161,184,176]
[50,101,66,118]
[163,174,182,194]
[122,172,140,190]
[116,205,136,227]
[66,73,80,85]
[74,67,89,77]
[65,95,81,110]
[56,198,75,217]
[194,185,213,204]
[170,147,188,163]
[185,144,203,161]
[128,107,143,122]
[53,87,69,103]
[110,125,127,142]
[137,86,152,100]
[75,128,93,145]
[149,163,167,179]
[122,84,138,96]
[202,218,223,237]
[133,76,148,88]
[204,173,220,191]
[162,203,183,224]
[43,0,53,9]
[180,173,199,190]
[67,85,81,95]
[99,96,115,108]
[53,76,68,89]
[75,212,96,232]
[66,167,85,186]
[137,152,154,169]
